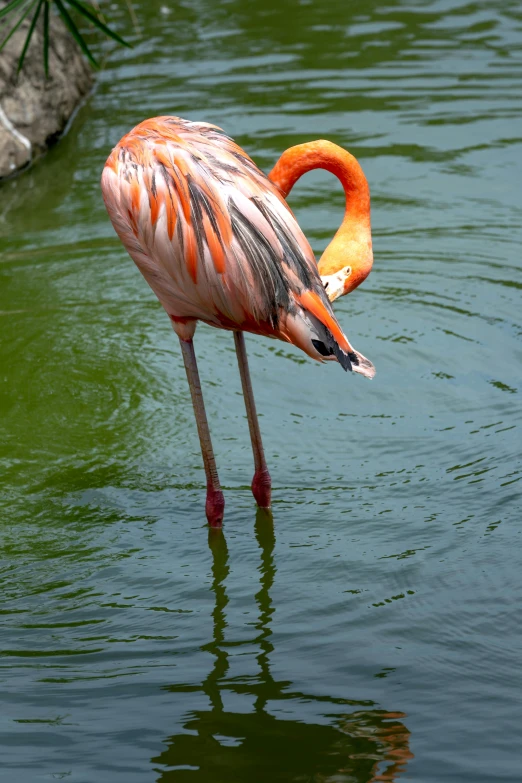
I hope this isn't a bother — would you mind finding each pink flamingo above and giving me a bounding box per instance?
[101,116,374,527]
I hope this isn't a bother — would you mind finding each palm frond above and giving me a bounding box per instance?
[0,0,133,75]
[0,0,29,20]
[64,0,131,48]
[17,0,43,72]
[0,0,37,53]
[53,0,97,67]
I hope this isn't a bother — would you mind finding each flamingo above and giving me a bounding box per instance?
[101,116,374,528]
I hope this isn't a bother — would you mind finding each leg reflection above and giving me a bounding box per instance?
[253,507,275,713]
[201,528,230,714]
[154,515,413,782]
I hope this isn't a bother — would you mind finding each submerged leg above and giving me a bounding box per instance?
[233,331,271,509]
[179,338,225,527]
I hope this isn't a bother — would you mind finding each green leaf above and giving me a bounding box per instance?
[17,0,43,73]
[0,0,29,20]
[64,0,132,48]
[0,0,37,53]
[53,0,98,67]
[43,0,49,77]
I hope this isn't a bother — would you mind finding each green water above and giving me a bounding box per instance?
[1,1,521,780]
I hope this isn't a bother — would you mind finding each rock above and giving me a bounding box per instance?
[0,0,93,179]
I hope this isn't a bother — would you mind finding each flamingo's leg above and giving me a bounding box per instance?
[233,331,271,509]
[179,338,225,527]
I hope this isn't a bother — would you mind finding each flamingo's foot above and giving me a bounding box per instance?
[252,468,271,509]
[206,486,225,528]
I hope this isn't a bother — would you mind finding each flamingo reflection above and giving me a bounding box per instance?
[153,514,412,782]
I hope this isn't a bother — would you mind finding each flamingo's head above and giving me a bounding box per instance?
[320,241,373,302]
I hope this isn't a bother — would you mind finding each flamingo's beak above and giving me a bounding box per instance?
[321,266,352,303]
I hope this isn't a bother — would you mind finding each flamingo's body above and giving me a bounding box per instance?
[101,116,374,527]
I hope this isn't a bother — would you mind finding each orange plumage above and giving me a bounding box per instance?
[101,115,374,377]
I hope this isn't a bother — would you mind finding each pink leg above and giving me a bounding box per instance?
[233,331,271,509]
[179,338,225,527]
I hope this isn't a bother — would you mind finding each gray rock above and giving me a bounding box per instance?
[0,0,93,179]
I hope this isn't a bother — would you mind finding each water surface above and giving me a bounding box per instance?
[1,1,521,780]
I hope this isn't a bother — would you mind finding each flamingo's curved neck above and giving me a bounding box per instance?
[268,140,372,295]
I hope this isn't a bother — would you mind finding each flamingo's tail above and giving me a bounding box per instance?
[312,335,375,378]
[283,290,376,379]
